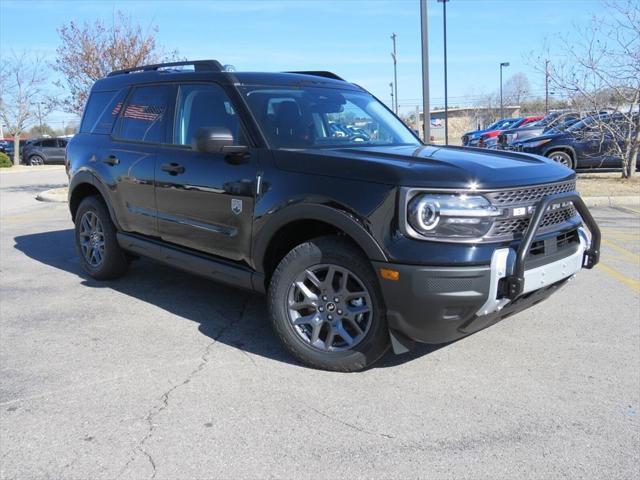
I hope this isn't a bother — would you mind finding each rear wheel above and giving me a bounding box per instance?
[268,236,389,372]
[547,150,574,169]
[29,155,44,166]
[75,196,128,280]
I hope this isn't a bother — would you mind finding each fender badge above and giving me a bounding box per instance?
[231,198,242,215]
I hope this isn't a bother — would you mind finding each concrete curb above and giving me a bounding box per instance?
[36,187,68,203]
[582,196,640,207]
[1,165,65,174]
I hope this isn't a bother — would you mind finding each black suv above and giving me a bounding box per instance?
[67,60,601,371]
[22,137,69,165]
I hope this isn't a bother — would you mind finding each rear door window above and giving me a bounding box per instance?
[41,139,57,148]
[116,85,171,144]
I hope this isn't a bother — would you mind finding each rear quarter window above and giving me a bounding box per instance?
[80,89,127,134]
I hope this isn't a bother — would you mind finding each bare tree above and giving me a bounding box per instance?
[0,53,47,165]
[544,0,639,177]
[53,11,179,115]
[503,73,531,107]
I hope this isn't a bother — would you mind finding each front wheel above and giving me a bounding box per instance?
[547,150,574,169]
[268,236,389,371]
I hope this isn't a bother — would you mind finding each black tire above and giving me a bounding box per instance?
[29,155,44,166]
[268,236,389,372]
[546,150,574,170]
[74,195,128,280]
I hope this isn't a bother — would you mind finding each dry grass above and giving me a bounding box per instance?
[576,172,640,197]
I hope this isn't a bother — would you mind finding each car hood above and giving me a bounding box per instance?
[463,128,491,138]
[274,144,575,189]
[501,125,545,136]
[521,131,571,143]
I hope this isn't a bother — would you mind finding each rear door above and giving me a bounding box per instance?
[155,82,257,264]
[105,84,172,236]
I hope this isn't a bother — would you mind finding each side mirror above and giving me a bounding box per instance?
[193,127,235,153]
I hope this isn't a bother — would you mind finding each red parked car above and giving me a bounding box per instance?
[478,115,543,148]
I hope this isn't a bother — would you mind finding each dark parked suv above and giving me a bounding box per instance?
[22,137,69,165]
[66,60,601,371]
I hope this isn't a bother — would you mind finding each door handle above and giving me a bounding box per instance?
[161,162,185,175]
[102,155,119,166]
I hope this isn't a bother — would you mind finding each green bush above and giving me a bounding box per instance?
[0,152,12,168]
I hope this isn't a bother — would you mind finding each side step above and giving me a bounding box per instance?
[116,233,265,293]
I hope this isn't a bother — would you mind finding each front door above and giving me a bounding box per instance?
[155,83,257,264]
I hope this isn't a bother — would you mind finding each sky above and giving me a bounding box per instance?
[1,0,608,129]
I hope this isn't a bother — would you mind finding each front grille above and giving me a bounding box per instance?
[486,180,576,206]
[487,204,578,239]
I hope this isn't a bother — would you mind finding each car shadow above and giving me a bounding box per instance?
[13,229,442,370]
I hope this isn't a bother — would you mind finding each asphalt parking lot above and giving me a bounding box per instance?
[1,166,638,479]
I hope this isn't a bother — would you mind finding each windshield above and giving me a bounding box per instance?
[566,116,599,132]
[240,86,420,149]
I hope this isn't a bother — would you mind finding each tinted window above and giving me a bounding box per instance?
[117,85,170,143]
[80,90,126,134]
[57,139,68,147]
[173,83,241,146]
[41,139,57,148]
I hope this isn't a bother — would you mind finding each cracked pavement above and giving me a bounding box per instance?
[1,167,639,479]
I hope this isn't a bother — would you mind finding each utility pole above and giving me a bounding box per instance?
[389,82,394,111]
[437,0,449,145]
[544,59,550,114]
[37,103,43,131]
[500,62,510,119]
[420,0,430,142]
[390,33,398,114]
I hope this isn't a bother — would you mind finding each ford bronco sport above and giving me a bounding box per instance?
[67,60,601,371]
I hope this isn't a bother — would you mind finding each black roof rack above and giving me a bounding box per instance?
[284,71,345,81]
[108,60,224,77]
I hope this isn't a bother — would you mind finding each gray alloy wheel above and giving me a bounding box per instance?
[286,263,373,352]
[29,155,44,166]
[548,151,574,169]
[78,211,105,268]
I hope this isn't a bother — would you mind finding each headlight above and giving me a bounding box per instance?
[523,138,552,148]
[406,194,501,240]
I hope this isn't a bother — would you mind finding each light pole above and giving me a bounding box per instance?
[499,62,510,119]
[437,0,449,145]
[420,0,430,142]
[390,33,398,114]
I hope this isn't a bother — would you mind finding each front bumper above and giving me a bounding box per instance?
[374,230,584,346]
[375,192,601,350]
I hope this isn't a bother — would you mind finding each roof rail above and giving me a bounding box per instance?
[108,60,224,77]
[284,71,345,81]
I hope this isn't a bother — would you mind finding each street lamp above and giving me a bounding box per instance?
[420,0,430,142]
[390,33,398,114]
[499,62,510,119]
[437,0,449,145]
